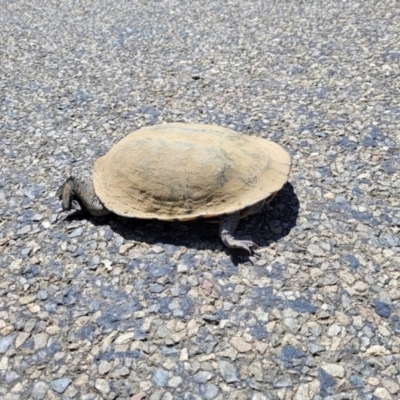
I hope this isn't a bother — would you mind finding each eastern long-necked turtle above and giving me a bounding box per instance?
[58,123,291,252]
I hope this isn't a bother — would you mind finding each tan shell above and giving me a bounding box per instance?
[93,123,291,221]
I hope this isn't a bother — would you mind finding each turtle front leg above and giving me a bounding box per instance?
[57,176,110,216]
[219,212,258,254]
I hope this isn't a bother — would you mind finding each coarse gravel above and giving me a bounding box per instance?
[1,0,400,399]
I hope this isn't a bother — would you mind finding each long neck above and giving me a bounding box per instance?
[70,176,110,216]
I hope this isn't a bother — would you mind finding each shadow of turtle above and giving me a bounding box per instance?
[64,182,299,261]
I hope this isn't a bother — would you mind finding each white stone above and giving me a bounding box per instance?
[230,337,252,352]
[382,379,400,395]
[321,363,344,378]
[0,356,8,370]
[180,348,188,361]
[307,244,325,256]
[19,294,36,305]
[365,345,390,356]
[114,332,133,345]
[167,376,183,388]
[293,383,310,400]
[327,324,341,337]
[98,360,111,375]
[373,387,393,400]
[95,378,110,394]
[34,333,48,350]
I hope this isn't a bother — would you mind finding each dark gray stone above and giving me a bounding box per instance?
[149,283,164,293]
[0,334,15,354]
[288,298,317,314]
[68,227,83,237]
[380,234,400,248]
[219,359,239,383]
[199,383,219,399]
[274,377,292,388]
[194,371,214,384]
[32,382,49,400]
[152,368,169,387]
[5,371,19,384]
[350,375,364,388]
[308,343,325,355]
[373,299,391,318]
[162,346,179,357]
[318,368,336,397]
[50,377,72,394]
[37,290,48,300]
[280,345,307,369]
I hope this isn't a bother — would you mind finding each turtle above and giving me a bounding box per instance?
[58,123,291,253]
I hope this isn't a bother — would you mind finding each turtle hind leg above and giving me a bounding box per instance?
[240,199,266,218]
[219,212,258,254]
[58,176,110,216]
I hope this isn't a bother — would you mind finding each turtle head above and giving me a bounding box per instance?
[57,177,76,211]
[56,176,109,216]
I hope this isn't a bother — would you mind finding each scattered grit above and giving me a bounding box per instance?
[0,0,399,399]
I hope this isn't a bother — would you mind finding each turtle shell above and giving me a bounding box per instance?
[93,123,291,221]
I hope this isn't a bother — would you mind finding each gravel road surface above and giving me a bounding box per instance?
[1,0,399,399]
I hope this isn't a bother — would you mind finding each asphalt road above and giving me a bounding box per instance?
[0,1,399,399]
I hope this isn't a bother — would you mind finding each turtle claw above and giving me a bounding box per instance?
[221,236,259,254]
[219,213,262,254]
[240,240,259,255]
